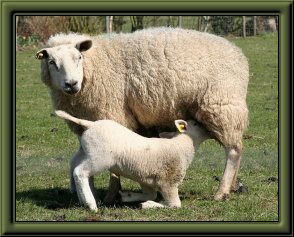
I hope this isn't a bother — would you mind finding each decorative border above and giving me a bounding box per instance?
[1,0,292,235]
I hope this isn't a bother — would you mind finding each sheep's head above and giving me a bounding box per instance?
[35,40,92,95]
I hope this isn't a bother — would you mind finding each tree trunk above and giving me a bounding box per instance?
[130,16,144,32]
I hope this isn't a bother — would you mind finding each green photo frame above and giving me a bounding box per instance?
[1,0,292,235]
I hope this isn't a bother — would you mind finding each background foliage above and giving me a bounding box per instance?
[16,16,278,49]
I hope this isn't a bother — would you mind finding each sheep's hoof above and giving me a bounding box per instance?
[214,192,230,201]
[103,192,121,204]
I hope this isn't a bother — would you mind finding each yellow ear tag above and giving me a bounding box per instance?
[178,124,186,133]
[35,52,43,59]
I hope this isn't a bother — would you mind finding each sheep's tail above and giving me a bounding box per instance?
[55,110,93,129]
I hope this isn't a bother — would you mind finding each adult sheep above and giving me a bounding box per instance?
[35,27,249,201]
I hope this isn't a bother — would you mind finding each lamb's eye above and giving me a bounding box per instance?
[194,122,198,126]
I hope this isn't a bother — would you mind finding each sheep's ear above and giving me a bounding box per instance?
[35,49,48,60]
[76,40,92,52]
[174,120,188,133]
[159,131,177,138]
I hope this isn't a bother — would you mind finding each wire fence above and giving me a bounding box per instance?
[16,16,278,50]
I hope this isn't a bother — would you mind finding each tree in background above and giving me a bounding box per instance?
[130,16,144,32]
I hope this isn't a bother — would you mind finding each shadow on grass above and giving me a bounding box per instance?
[15,187,145,211]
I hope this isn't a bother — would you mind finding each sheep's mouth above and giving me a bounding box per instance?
[63,86,80,95]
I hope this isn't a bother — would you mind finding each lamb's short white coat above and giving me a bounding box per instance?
[55,110,210,211]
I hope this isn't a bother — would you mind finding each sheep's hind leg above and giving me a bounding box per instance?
[120,185,157,203]
[214,144,242,200]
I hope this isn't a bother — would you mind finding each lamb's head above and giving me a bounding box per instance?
[175,119,210,146]
[160,119,210,146]
[35,40,92,95]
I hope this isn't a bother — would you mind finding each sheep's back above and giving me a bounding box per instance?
[117,28,249,137]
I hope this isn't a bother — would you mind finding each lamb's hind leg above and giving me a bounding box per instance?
[214,143,243,200]
[120,185,157,203]
[69,146,84,193]
[73,158,106,212]
[70,146,95,194]
[141,186,181,209]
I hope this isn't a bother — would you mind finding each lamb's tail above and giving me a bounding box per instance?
[55,110,93,129]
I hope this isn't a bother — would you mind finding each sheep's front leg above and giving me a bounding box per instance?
[73,164,98,212]
[119,185,157,203]
[103,173,121,204]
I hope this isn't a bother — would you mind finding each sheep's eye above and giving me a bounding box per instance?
[48,60,55,65]
[79,55,82,60]
[194,122,198,126]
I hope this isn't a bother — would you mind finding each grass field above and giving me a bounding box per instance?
[15,33,278,222]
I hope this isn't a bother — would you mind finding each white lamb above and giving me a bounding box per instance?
[55,110,210,211]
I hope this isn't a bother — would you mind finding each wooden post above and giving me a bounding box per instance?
[178,16,182,28]
[243,16,246,37]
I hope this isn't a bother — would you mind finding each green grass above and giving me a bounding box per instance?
[15,33,278,221]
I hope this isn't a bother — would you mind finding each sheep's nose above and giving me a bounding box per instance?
[65,81,78,88]
[64,81,79,95]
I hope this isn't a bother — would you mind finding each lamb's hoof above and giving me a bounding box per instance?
[140,200,164,209]
[89,206,98,213]
[214,192,230,201]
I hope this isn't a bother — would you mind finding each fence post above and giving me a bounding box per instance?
[253,16,257,36]
[243,16,246,37]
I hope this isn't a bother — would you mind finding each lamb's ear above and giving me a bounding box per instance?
[76,40,92,52]
[174,120,188,133]
[35,49,48,60]
[159,131,177,139]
